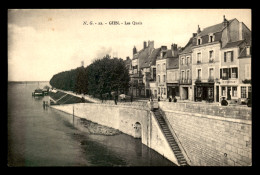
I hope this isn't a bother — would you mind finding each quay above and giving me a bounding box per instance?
[49,89,252,166]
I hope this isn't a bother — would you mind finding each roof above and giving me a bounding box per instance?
[180,37,193,54]
[167,57,179,69]
[222,40,245,49]
[198,19,236,37]
[139,48,160,68]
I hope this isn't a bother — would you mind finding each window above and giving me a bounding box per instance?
[209,68,214,79]
[222,68,228,79]
[197,38,202,45]
[222,87,226,96]
[186,56,190,64]
[158,88,160,94]
[209,35,214,42]
[197,52,201,63]
[209,50,214,61]
[224,51,234,62]
[158,75,160,83]
[153,68,156,80]
[187,70,190,80]
[241,86,247,98]
[182,57,185,65]
[232,87,237,97]
[163,75,166,82]
[245,64,251,79]
[197,69,201,79]
[231,67,238,78]
[181,71,185,80]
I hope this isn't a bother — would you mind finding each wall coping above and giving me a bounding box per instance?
[162,109,251,125]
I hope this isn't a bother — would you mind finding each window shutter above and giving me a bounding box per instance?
[231,51,234,62]
[220,68,222,79]
[224,52,226,62]
[236,67,238,78]
[229,68,231,78]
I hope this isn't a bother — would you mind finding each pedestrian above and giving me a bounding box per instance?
[149,97,154,111]
[169,96,172,102]
[114,95,117,105]
[173,96,177,103]
[130,94,133,103]
[221,97,228,106]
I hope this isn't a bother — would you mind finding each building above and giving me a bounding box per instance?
[191,16,251,103]
[156,46,168,99]
[179,36,194,101]
[218,18,251,103]
[129,41,160,97]
[166,44,180,99]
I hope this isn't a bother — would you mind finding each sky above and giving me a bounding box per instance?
[8,9,251,81]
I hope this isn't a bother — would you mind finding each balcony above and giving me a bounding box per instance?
[195,77,201,83]
[179,79,192,85]
[222,76,229,80]
[208,77,215,82]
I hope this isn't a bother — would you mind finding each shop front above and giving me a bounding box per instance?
[167,83,179,99]
[194,82,214,102]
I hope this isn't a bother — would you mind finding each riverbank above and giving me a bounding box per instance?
[78,118,122,136]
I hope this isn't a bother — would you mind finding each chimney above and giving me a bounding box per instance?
[133,46,137,55]
[223,15,229,27]
[239,22,243,40]
[193,33,197,37]
[161,46,167,50]
[144,41,147,49]
[126,56,130,60]
[197,25,201,34]
[171,43,178,57]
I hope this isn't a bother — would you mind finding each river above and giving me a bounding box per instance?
[8,82,175,166]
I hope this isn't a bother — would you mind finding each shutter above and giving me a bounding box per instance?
[224,52,226,62]
[236,67,238,78]
[231,51,234,62]
[220,68,222,79]
[229,68,231,78]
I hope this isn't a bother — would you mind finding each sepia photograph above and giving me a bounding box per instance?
[8,9,251,166]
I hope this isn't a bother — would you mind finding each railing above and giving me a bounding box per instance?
[195,78,201,83]
[179,79,192,84]
[222,76,229,80]
[208,77,215,82]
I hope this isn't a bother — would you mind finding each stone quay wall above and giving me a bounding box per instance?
[159,102,252,166]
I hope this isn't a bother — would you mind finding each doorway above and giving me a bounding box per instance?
[227,87,231,100]
[216,86,219,102]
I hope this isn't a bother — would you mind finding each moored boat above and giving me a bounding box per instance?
[32,88,44,96]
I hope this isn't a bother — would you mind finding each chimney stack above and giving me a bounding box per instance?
[239,22,243,40]
[171,43,178,57]
[193,33,197,37]
[133,46,137,55]
[144,41,147,49]
[197,25,201,34]
[223,15,229,27]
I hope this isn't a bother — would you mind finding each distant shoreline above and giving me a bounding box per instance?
[8,81,49,84]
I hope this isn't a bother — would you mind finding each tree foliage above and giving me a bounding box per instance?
[49,55,130,98]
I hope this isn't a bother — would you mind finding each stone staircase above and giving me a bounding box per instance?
[153,109,189,166]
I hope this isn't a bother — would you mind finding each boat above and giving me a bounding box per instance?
[32,88,44,96]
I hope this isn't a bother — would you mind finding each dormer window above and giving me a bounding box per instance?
[197,37,202,45]
[209,33,215,42]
